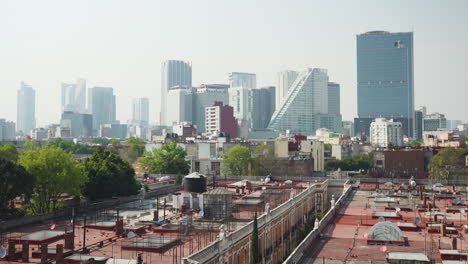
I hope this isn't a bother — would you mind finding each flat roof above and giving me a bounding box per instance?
[387,252,429,262]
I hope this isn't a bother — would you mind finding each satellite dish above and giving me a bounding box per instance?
[199,210,204,216]
[395,207,401,212]
[127,231,135,240]
[0,247,7,259]
[461,209,466,214]
[415,217,421,224]
[371,205,377,211]
[379,216,385,222]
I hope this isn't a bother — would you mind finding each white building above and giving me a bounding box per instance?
[167,86,193,126]
[161,60,192,125]
[61,79,86,113]
[228,72,256,89]
[370,118,403,147]
[276,70,298,109]
[132,97,150,125]
[228,86,251,122]
[0,119,16,141]
[17,81,36,136]
[31,128,48,141]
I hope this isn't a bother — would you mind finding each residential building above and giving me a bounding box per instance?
[61,79,86,113]
[369,118,403,147]
[0,119,15,141]
[327,82,340,115]
[251,86,275,130]
[99,123,128,139]
[192,84,229,132]
[173,122,197,139]
[60,111,93,138]
[373,149,430,178]
[423,131,466,147]
[31,128,48,141]
[268,68,329,135]
[276,70,298,109]
[161,60,192,125]
[88,87,116,132]
[228,72,256,89]
[357,31,414,137]
[132,97,149,126]
[17,81,36,136]
[423,113,447,131]
[205,101,238,137]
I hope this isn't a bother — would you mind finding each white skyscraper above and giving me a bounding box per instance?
[17,81,36,136]
[228,72,256,89]
[132,98,150,125]
[167,86,193,126]
[228,86,251,121]
[161,60,192,125]
[276,70,298,109]
[61,79,86,113]
[370,118,403,147]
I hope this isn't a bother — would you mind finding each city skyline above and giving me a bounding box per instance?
[1,0,467,127]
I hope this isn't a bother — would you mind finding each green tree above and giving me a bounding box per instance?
[251,144,274,176]
[221,146,250,176]
[324,143,332,152]
[120,137,146,164]
[0,159,34,218]
[0,144,19,162]
[19,145,87,214]
[47,139,96,154]
[139,142,190,175]
[91,138,120,146]
[429,147,468,181]
[405,140,423,147]
[83,148,141,200]
[250,212,260,264]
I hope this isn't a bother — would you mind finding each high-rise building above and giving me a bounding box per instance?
[132,97,149,125]
[229,86,251,122]
[88,87,116,131]
[0,119,16,141]
[251,86,275,129]
[370,118,403,147]
[356,31,414,137]
[447,120,462,130]
[327,82,340,115]
[192,84,229,132]
[166,86,193,126]
[342,121,354,137]
[414,110,423,140]
[268,68,329,135]
[161,60,192,125]
[228,72,256,89]
[61,111,93,138]
[276,71,298,109]
[423,113,447,132]
[17,81,36,136]
[205,101,238,137]
[61,79,86,113]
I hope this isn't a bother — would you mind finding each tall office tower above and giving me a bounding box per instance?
[355,31,414,137]
[327,82,340,115]
[60,111,93,138]
[228,72,256,89]
[414,110,423,140]
[276,70,298,109]
[132,97,150,125]
[17,81,36,136]
[251,86,275,129]
[192,84,229,132]
[268,68,329,134]
[205,101,238,137]
[166,86,193,126]
[161,60,192,125]
[88,87,116,131]
[61,79,87,113]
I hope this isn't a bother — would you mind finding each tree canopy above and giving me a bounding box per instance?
[120,137,146,164]
[91,138,121,146]
[139,142,189,175]
[19,145,87,214]
[221,145,250,176]
[325,153,373,171]
[47,139,96,154]
[251,144,274,176]
[83,148,141,200]
[0,144,19,162]
[429,147,468,181]
[0,158,34,218]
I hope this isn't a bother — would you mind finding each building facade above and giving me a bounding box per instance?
[327,82,340,115]
[0,119,15,141]
[17,81,36,136]
[268,68,329,135]
[132,97,149,125]
[251,86,275,129]
[369,118,403,147]
[357,31,414,137]
[61,79,86,113]
[205,101,238,137]
[276,70,298,110]
[61,111,93,138]
[423,113,447,132]
[161,60,192,125]
[228,72,256,89]
[88,87,116,131]
[192,84,230,132]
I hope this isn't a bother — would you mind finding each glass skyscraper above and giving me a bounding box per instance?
[161,60,192,125]
[356,31,414,137]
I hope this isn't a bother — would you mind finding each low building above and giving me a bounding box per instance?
[370,118,403,147]
[60,111,93,138]
[331,143,373,160]
[31,128,48,141]
[423,112,447,132]
[423,131,466,147]
[373,149,432,178]
[205,101,238,137]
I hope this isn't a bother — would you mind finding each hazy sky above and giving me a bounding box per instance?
[1,0,467,126]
